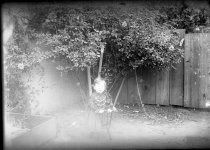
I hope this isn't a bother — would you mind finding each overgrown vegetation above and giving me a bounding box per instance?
[4,2,209,114]
[157,4,208,33]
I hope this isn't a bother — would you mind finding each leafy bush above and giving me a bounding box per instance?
[5,2,207,113]
[28,5,184,72]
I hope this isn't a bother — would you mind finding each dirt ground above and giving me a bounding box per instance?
[41,104,210,149]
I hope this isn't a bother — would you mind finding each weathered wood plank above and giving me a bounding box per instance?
[199,34,206,108]
[191,35,200,108]
[156,69,170,105]
[207,35,210,107]
[127,71,138,105]
[141,68,156,104]
[169,59,184,106]
[184,34,192,107]
[110,76,123,104]
[118,75,128,104]
[207,37,210,108]
[199,34,210,108]
[169,29,185,106]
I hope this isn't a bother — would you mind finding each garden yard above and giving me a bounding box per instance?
[3,1,210,149]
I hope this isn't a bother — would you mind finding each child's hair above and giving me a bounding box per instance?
[93,77,107,88]
[94,76,104,84]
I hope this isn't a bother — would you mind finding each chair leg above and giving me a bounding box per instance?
[108,112,113,140]
[90,112,113,140]
[94,114,97,130]
[108,112,113,129]
[102,112,112,140]
[86,109,90,130]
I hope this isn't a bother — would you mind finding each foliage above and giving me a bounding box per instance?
[5,66,45,114]
[88,6,184,86]
[28,6,107,71]
[157,4,208,33]
[107,7,183,70]
[4,6,46,114]
[5,3,200,113]
[25,5,184,72]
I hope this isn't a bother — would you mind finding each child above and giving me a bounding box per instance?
[89,77,116,112]
[88,76,116,127]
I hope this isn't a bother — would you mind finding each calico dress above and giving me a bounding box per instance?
[88,91,113,126]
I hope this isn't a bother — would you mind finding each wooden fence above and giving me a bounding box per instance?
[184,33,210,108]
[111,32,210,109]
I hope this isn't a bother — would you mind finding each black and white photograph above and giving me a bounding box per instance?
[2,0,210,149]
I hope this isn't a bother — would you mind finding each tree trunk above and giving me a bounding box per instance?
[208,1,210,27]
[87,66,92,96]
[113,76,126,106]
[135,69,144,107]
[98,47,104,77]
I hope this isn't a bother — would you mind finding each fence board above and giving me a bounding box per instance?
[169,29,185,106]
[184,34,192,107]
[169,60,184,106]
[207,36,210,106]
[191,35,200,108]
[141,68,156,104]
[199,34,210,108]
[199,34,206,108]
[118,76,128,104]
[156,70,170,105]
[127,72,138,104]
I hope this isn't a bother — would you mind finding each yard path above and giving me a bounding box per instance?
[41,105,210,149]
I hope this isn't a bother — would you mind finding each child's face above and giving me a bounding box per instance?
[94,80,106,93]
